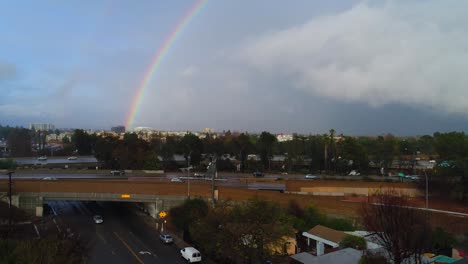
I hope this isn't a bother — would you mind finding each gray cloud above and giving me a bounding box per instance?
[0,61,17,81]
[240,1,468,116]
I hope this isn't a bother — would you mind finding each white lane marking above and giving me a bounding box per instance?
[53,218,61,233]
[34,224,40,238]
[97,232,107,244]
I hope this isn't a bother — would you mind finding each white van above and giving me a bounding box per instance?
[180,247,201,263]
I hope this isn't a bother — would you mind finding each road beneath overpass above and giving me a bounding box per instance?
[45,201,211,264]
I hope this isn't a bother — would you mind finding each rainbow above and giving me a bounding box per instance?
[125,0,207,130]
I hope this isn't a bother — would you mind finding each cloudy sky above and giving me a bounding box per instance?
[1,0,468,135]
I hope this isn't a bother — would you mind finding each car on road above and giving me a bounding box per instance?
[159,234,173,244]
[67,156,77,160]
[194,172,205,177]
[110,170,125,176]
[406,175,420,181]
[348,170,360,176]
[252,171,264,177]
[180,247,201,263]
[171,177,183,182]
[93,215,103,224]
[42,177,57,181]
[304,174,318,179]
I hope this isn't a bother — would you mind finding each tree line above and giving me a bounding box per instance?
[1,125,467,200]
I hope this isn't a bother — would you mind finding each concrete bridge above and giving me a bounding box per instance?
[0,179,215,217]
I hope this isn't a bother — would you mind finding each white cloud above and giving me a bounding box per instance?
[240,1,468,115]
[181,65,198,77]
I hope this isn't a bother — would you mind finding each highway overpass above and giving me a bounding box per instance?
[0,179,215,217]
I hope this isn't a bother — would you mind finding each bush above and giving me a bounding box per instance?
[325,217,355,231]
[0,159,17,170]
[340,235,366,250]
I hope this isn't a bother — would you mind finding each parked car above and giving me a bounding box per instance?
[180,247,201,263]
[159,234,173,244]
[93,215,103,224]
[348,170,360,176]
[304,174,318,179]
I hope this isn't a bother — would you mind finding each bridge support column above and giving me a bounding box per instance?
[144,200,164,219]
[17,195,43,217]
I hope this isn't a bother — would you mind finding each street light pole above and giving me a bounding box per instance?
[7,171,12,234]
[187,153,191,199]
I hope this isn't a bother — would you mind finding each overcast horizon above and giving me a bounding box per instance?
[2,1,468,136]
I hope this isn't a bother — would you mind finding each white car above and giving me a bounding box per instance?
[348,170,360,176]
[304,174,318,179]
[42,177,57,181]
[171,177,183,182]
[159,234,173,244]
[93,215,103,224]
[67,156,77,160]
[180,247,201,263]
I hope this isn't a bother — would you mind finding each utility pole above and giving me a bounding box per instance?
[424,169,429,209]
[211,156,217,205]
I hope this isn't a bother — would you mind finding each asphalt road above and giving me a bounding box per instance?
[46,201,190,264]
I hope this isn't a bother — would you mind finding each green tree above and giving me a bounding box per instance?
[7,128,32,157]
[226,198,292,263]
[180,133,204,166]
[232,133,254,172]
[71,129,96,155]
[169,198,209,241]
[337,136,369,174]
[257,132,277,171]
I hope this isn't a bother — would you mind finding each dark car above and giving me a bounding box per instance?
[252,171,264,177]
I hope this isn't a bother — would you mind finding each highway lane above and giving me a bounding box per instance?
[46,201,188,264]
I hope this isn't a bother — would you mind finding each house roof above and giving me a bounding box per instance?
[290,248,363,264]
[290,252,317,263]
[307,225,347,244]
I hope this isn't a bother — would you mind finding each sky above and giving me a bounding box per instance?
[1,0,468,135]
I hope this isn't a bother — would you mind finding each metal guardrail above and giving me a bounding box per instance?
[18,192,188,203]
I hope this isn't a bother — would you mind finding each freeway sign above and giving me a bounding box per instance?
[159,211,167,218]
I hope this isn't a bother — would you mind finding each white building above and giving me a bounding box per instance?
[30,123,55,131]
[276,134,293,142]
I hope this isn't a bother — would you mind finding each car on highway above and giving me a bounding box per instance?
[93,215,103,224]
[180,247,201,263]
[171,177,183,182]
[110,170,125,176]
[42,177,57,181]
[304,174,318,179]
[67,156,77,160]
[252,171,264,177]
[159,234,173,244]
[194,172,205,177]
[405,175,420,181]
